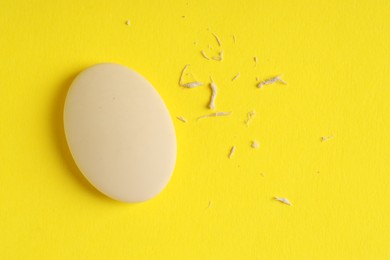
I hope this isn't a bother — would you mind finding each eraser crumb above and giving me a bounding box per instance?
[257,75,287,88]
[181,81,204,88]
[245,110,256,126]
[208,77,217,109]
[274,197,292,206]
[179,64,204,88]
[321,135,334,142]
[197,111,231,120]
[251,140,259,149]
[201,50,211,60]
[232,73,240,81]
[212,32,222,47]
[228,146,236,159]
[212,51,224,61]
[177,116,188,123]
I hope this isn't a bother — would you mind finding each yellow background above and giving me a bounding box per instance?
[1,0,390,259]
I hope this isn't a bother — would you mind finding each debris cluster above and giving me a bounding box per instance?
[172,29,306,208]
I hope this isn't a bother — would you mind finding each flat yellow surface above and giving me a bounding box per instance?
[1,0,390,259]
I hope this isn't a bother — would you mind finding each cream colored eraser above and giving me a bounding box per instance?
[63,63,177,203]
